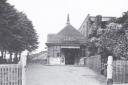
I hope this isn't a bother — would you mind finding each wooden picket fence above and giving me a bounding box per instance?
[0,64,23,85]
[86,56,128,84]
[113,60,128,83]
[86,55,102,73]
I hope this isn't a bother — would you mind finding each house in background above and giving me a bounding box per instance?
[46,15,87,65]
[27,51,47,64]
[79,14,116,38]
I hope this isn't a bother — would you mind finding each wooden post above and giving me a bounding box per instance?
[107,56,113,85]
[22,65,26,85]
[19,55,27,85]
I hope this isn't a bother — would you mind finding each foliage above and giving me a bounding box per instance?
[98,23,128,59]
[87,10,128,60]
[116,11,128,29]
[0,0,38,63]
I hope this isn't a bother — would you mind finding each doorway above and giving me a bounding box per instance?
[61,48,80,65]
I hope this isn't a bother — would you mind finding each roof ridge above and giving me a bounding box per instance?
[47,22,86,44]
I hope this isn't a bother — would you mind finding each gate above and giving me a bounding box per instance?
[0,64,25,85]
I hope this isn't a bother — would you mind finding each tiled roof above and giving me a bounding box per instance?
[46,24,86,45]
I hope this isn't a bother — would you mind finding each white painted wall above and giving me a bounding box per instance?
[49,57,65,65]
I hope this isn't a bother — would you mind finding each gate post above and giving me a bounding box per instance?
[107,56,113,85]
[20,55,27,85]
[22,65,26,85]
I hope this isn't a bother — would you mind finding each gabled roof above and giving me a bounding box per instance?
[46,15,86,46]
[57,24,86,43]
[46,24,86,45]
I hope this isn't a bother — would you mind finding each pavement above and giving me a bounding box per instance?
[26,64,107,85]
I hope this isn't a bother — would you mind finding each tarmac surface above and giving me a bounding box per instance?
[26,64,107,85]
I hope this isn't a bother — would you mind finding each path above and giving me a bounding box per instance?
[26,64,106,85]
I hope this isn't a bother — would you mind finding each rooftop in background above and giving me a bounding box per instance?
[89,16,116,22]
[79,14,116,38]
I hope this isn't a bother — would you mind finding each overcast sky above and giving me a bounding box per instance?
[8,0,128,53]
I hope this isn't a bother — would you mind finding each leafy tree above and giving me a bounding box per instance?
[0,0,38,63]
[116,11,128,29]
[116,11,128,24]
[98,23,128,59]
[0,0,18,59]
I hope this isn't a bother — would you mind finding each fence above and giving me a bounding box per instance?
[86,55,128,84]
[113,60,128,83]
[86,55,101,73]
[0,64,24,85]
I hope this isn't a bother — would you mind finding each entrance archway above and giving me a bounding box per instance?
[61,48,80,65]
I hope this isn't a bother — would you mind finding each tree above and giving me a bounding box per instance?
[18,12,38,51]
[7,12,39,63]
[0,0,38,63]
[0,0,19,60]
[87,12,128,60]
[116,11,128,29]
[98,23,128,59]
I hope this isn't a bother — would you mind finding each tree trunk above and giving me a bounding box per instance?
[19,52,21,61]
[1,51,4,59]
[9,52,12,64]
[15,52,18,58]
[3,50,6,59]
[14,52,18,64]
[0,51,3,64]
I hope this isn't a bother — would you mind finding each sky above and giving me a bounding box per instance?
[8,0,128,53]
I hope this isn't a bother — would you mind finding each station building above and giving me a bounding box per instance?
[46,15,87,65]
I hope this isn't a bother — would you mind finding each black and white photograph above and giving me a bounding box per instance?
[0,0,128,85]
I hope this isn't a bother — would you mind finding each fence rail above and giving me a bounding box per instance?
[113,60,128,83]
[86,55,101,73]
[0,64,22,85]
[86,55,128,84]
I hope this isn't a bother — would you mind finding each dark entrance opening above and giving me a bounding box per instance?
[61,48,80,65]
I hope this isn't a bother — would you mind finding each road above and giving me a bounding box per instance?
[26,64,106,85]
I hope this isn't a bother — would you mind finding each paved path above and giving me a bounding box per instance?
[26,64,106,85]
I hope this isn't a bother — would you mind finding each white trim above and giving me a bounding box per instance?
[61,46,80,49]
